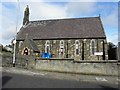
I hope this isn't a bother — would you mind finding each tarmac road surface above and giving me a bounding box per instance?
[1,71,119,89]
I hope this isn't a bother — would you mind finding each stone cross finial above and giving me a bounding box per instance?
[23,5,29,25]
[25,33,29,40]
[26,33,28,37]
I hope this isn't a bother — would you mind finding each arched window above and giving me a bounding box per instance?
[19,41,23,48]
[23,48,28,55]
[45,40,50,53]
[60,40,64,55]
[75,40,80,55]
[91,39,96,55]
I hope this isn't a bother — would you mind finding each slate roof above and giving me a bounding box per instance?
[16,17,106,40]
[20,34,39,52]
[29,39,39,52]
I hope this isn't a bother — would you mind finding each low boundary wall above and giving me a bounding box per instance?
[2,53,35,69]
[35,60,119,76]
[1,53,119,76]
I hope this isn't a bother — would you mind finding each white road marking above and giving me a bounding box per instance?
[95,77,107,81]
[117,79,120,82]
[33,72,46,76]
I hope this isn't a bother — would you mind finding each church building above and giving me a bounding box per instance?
[16,6,108,60]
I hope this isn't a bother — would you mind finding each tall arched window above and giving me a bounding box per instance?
[19,41,23,48]
[75,40,80,56]
[90,39,96,55]
[60,40,64,56]
[45,40,50,53]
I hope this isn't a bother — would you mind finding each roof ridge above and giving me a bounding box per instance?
[30,16,99,23]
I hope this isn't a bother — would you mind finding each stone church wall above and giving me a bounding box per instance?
[16,38,108,60]
[32,39,107,60]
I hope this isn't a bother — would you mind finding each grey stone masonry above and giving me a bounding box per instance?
[32,39,107,60]
[35,60,118,76]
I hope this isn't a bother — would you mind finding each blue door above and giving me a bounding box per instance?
[42,53,51,59]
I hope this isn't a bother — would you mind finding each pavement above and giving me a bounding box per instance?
[1,67,119,86]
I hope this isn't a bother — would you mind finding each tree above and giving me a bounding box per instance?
[108,42,116,50]
[107,42,117,60]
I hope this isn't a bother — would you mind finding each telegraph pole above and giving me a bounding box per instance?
[13,0,20,67]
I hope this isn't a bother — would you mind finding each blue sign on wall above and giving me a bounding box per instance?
[42,52,51,59]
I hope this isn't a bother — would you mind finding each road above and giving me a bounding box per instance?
[1,71,119,89]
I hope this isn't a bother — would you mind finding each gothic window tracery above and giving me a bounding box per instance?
[75,40,80,55]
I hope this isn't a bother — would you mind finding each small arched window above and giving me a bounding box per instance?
[91,39,96,55]
[75,40,80,55]
[60,40,64,55]
[45,40,50,53]
[23,47,28,55]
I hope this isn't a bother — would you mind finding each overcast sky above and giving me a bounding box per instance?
[0,0,119,46]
